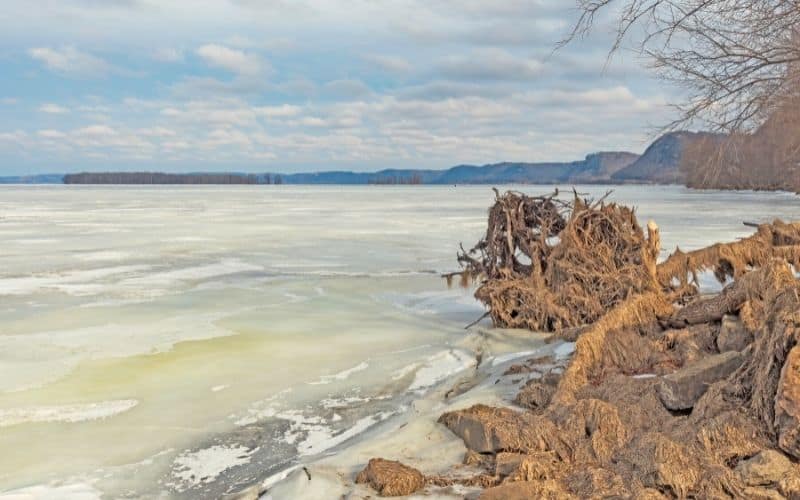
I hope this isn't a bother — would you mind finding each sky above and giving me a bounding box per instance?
[0,0,679,174]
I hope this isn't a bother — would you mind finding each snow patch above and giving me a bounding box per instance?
[554,342,576,360]
[0,400,138,427]
[170,445,258,491]
[409,349,476,392]
[307,362,369,385]
[0,482,102,500]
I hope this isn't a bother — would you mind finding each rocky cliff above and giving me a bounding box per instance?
[611,132,720,184]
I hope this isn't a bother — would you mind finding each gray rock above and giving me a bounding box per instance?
[657,351,744,410]
[495,453,525,477]
[736,450,793,486]
[717,315,752,352]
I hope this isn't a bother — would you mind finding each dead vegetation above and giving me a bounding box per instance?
[449,189,662,332]
[360,191,800,498]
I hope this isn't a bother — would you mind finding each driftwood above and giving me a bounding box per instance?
[453,190,800,334]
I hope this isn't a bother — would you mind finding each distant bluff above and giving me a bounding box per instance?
[611,131,722,184]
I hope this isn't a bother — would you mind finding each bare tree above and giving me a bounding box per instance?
[565,0,800,133]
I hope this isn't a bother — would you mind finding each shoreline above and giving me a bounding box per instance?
[247,327,573,499]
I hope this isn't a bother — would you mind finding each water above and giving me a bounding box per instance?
[0,185,796,498]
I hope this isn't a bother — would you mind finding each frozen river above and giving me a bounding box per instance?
[0,185,797,498]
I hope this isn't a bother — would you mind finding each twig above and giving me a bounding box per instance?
[465,312,490,330]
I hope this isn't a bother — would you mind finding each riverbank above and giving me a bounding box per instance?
[258,192,800,499]
[255,328,573,499]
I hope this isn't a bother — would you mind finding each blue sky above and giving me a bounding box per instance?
[0,0,678,174]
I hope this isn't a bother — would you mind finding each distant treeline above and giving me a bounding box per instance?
[64,172,283,185]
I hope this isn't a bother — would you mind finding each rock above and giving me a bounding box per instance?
[355,458,425,497]
[736,450,793,486]
[625,433,700,498]
[515,381,555,411]
[779,474,800,499]
[506,451,564,482]
[463,449,493,468]
[494,452,524,477]
[438,404,568,458]
[776,347,800,459]
[657,351,744,410]
[565,466,628,498]
[479,480,576,500]
[717,315,752,352]
[662,323,719,365]
[560,399,628,463]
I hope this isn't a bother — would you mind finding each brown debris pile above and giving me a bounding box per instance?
[403,191,800,499]
[451,189,661,331]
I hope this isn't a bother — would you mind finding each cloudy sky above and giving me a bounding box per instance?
[0,0,678,174]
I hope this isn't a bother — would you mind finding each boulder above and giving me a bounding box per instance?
[479,480,575,500]
[494,452,525,477]
[717,315,752,352]
[736,450,793,486]
[776,346,800,459]
[506,451,564,482]
[624,433,700,498]
[438,404,569,458]
[355,458,425,497]
[657,351,744,410]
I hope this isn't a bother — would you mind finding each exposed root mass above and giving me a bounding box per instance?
[454,190,661,331]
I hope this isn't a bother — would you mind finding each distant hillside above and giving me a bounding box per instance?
[611,132,721,184]
[9,132,733,186]
[279,151,639,185]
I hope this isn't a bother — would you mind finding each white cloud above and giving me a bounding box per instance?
[138,126,177,137]
[38,103,70,114]
[196,44,267,76]
[255,104,302,118]
[74,124,117,137]
[363,54,412,74]
[1,98,18,105]
[324,79,372,98]
[37,129,67,138]
[28,46,111,77]
[153,47,184,62]
[0,130,28,145]
[439,48,543,81]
